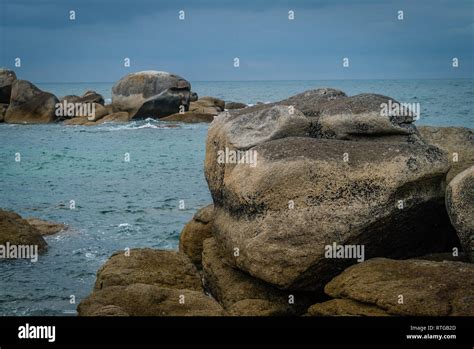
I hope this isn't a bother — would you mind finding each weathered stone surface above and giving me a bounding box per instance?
[5,80,59,124]
[419,126,474,182]
[208,135,458,290]
[95,112,130,124]
[88,305,129,316]
[446,166,474,261]
[94,249,202,291]
[78,283,225,316]
[323,258,474,316]
[306,299,389,316]
[202,238,314,315]
[63,116,89,125]
[225,101,247,110]
[86,103,108,121]
[179,205,214,265]
[0,210,47,255]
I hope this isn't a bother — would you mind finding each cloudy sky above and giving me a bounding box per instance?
[1,0,473,82]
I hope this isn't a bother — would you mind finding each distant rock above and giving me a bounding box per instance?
[318,258,474,316]
[161,111,214,123]
[0,68,17,104]
[0,209,47,256]
[179,204,214,266]
[25,217,67,236]
[225,101,247,110]
[446,166,474,261]
[419,126,474,183]
[94,112,130,124]
[112,71,195,119]
[5,80,59,124]
[86,103,108,122]
[94,248,203,291]
[190,96,225,115]
[78,283,225,316]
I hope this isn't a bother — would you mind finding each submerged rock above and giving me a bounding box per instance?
[25,217,67,236]
[5,80,59,124]
[446,166,474,261]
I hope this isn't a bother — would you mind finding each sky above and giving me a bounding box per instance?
[1,0,473,82]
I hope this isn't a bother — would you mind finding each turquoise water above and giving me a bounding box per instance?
[0,79,472,316]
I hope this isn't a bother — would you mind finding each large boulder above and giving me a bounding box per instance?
[202,238,314,315]
[179,204,214,266]
[78,283,225,316]
[314,258,474,316]
[111,71,194,119]
[419,126,474,183]
[446,166,474,261]
[0,209,47,256]
[94,248,202,291]
[207,135,459,290]
[0,68,17,103]
[5,80,59,124]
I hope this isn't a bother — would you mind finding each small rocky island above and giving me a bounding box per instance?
[1,67,473,316]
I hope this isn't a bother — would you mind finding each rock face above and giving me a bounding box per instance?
[78,283,225,316]
[0,68,17,103]
[79,248,225,316]
[179,205,214,265]
[5,80,59,124]
[314,258,474,316]
[419,126,474,183]
[0,210,47,255]
[25,218,67,236]
[202,238,313,315]
[446,166,474,261]
[94,248,202,291]
[112,71,194,119]
[225,101,247,110]
[205,89,460,291]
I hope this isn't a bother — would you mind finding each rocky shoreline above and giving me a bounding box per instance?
[0,68,245,125]
[1,67,473,316]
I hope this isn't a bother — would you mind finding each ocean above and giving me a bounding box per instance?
[0,79,472,315]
